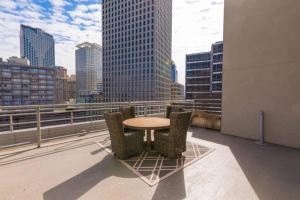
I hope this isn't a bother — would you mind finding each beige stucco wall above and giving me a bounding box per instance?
[222,0,300,148]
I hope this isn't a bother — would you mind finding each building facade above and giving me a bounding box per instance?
[185,52,212,99]
[66,75,76,101]
[171,61,178,82]
[222,0,300,148]
[20,24,55,68]
[54,66,67,104]
[96,81,103,94]
[0,57,55,106]
[75,42,102,101]
[185,41,224,101]
[211,42,223,93]
[171,82,184,100]
[102,0,173,102]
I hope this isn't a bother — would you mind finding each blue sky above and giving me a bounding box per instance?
[0,0,223,84]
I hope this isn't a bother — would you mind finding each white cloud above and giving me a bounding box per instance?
[173,0,224,84]
[0,0,223,83]
[0,0,16,9]
[0,0,102,75]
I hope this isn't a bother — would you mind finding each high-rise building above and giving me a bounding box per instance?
[211,41,223,93]
[102,0,173,102]
[170,61,183,100]
[171,61,178,82]
[54,66,67,104]
[171,82,184,100]
[75,42,102,100]
[185,52,212,99]
[185,41,224,101]
[66,75,76,101]
[96,81,103,94]
[20,24,55,68]
[0,57,55,106]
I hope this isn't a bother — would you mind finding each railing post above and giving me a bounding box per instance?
[9,114,13,132]
[70,111,74,124]
[144,102,148,116]
[193,100,196,111]
[36,107,41,148]
[259,111,265,145]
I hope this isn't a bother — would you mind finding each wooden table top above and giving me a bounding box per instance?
[123,117,170,130]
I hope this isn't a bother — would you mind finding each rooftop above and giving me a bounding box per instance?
[1,127,299,200]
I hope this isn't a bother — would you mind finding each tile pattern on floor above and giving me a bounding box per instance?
[96,138,213,186]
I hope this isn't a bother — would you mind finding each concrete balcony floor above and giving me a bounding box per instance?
[0,128,299,200]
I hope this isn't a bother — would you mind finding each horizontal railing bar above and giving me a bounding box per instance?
[0,100,191,110]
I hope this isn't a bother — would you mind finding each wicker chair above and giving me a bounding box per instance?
[104,112,144,159]
[154,112,192,159]
[119,106,135,132]
[166,105,184,118]
[119,106,135,121]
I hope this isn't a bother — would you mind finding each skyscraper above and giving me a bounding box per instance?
[171,61,178,82]
[66,75,76,101]
[20,24,55,68]
[211,41,223,93]
[185,41,224,100]
[75,42,102,99]
[102,0,173,102]
[54,66,68,104]
[185,52,212,99]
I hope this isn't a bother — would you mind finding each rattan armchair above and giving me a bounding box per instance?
[119,106,135,120]
[154,112,192,159]
[119,106,136,132]
[166,105,184,118]
[104,112,144,159]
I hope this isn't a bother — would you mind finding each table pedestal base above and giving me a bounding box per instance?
[145,129,152,151]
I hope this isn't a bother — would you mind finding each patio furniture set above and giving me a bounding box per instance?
[104,106,192,159]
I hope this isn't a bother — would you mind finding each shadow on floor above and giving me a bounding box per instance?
[43,154,137,200]
[151,170,186,200]
[190,127,300,200]
[0,140,105,166]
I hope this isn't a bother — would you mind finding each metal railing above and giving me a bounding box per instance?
[0,100,193,148]
[0,99,222,149]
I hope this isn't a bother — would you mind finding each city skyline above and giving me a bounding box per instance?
[0,0,224,85]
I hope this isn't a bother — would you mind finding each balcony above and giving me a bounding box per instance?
[0,102,299,200]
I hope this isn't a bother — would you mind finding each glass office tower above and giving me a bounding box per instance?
[20,24,55,68]
[102,0,172,102]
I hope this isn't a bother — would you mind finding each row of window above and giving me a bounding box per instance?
[186,53,211,62]
[213,54,223,63]
[104,30,154,42]
[186,78,211,85]
[212,74,222,82]
[212,83,222,91]
[212,43,223,53]
[103,13,154,28]
[186,85,211,92]
[103,0,154,14]
[212,64,222,72]
[186,70,211,77]
[186,62,211,70]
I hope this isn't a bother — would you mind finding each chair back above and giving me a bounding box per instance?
[169,112,192,151]
[104,112,125,150]
[166,105,184,118]
[119,106,135,121]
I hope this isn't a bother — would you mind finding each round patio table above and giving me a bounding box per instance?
[123,117,170,150]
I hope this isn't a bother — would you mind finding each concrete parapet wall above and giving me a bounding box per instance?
[0,120,107,147]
